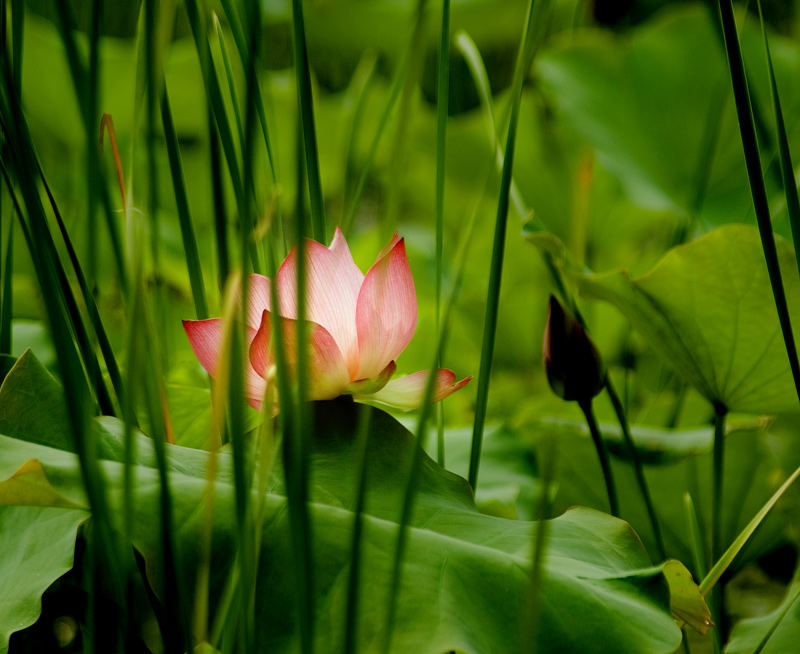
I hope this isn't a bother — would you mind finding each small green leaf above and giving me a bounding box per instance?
[0,349,72,452]
[662,559,712,635]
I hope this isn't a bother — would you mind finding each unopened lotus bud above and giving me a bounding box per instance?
[542,296,606,403]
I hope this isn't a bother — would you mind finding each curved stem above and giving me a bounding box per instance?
[579,398,619,518]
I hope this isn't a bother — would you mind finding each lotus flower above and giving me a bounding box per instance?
[184,227,471,411]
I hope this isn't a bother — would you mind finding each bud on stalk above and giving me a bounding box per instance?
[543,295,618,516]
[543,295,606,403]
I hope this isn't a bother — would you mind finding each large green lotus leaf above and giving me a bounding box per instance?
[726,581,800,654]
[530,417,782,574]
[0,400,685,653]
[163,379,262,450]
[435,414,786,574]
[0,506,87,654]
[426,417,714,520]
[0,350,235,481]
[536,5,800,229]
[578,224,800,415]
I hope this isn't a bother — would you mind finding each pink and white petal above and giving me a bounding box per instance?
[374,231,401,264]
[249,309,351,401]
[232,274,272,328]
[245,274,272,328]
[184,319,224,378]
[355,238,417,380]
[305,322,353,399]
[356,369,471,411]
[249,311,272,379]
[329,225,360,267]
[184,318,266,405]
[241,326,268,403]
[275,229,364,376]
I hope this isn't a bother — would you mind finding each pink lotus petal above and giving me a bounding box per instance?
[242,274,272,328]
[248,309,351,401]
[184,318,224,377]
[357,369,471,410]
[183,319,267,405]
[355,238,417,380]
[232,274,272,328]
[374,231,401,263]
[276,227,364,377]
[249,311,272,379]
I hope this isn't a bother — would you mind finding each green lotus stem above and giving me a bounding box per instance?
[579,398,619,518]
[710,406,729,654]
[435,0,451,468]
[606,379,666,560]
[712,403,727,562]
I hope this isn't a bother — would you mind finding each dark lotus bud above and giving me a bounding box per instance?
[543,296,606,403]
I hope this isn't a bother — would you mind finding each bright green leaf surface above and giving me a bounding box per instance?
[578,224,800,415]
[0,349,73,452]
[164,381,262,450]
[0,399,684,653]
[0,351,235,480]
[0,506,87,654]
[662,559,712,635]
[0,459,84,509]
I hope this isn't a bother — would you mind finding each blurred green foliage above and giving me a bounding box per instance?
[8,0,800,650]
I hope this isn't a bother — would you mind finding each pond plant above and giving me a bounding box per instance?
[4,0,800,652]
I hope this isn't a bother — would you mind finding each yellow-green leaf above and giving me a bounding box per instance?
[662,559,713,635]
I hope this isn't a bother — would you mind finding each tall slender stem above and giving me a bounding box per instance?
[712,403,727,563]
[435,0,451,467]
[469,0,546,491]
[579,398,619,517]
[606,379,665,559]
